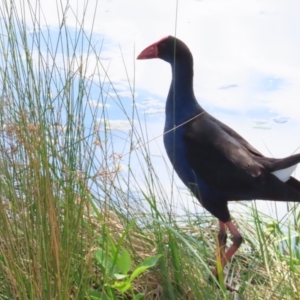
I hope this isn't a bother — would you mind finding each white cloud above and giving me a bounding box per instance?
[88,100,110,108]
[252,120,269,125]
[144,108,165,115]
[137,97,165,115]
[273,116,290,124]
[114,91,136,99]
[96,119,132,131]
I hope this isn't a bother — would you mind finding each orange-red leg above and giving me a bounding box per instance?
[214,220,243,291]
[223,221,243,266]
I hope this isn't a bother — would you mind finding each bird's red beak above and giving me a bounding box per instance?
[137,43,158,59]
[137,36,169,59]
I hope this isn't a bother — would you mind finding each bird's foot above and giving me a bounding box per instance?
[208,272,238,292]
[224,283,238,292]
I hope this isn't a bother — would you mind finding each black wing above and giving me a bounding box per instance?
[183,113,300,201]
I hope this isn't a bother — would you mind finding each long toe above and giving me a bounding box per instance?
[208,273,238,292]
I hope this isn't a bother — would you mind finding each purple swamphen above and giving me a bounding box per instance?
[137,36,300,288]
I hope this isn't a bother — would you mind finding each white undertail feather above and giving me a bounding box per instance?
[271,165,297,182]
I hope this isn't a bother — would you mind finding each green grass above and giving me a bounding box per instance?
[0,1,299,299]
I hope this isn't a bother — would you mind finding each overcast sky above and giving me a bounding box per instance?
[10,0,300,218]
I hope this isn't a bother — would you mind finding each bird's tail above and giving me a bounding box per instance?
[286,177,300,192]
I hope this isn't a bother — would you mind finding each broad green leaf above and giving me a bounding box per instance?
[137,254,162,268]
[129,267,149,282]
[111,280,131,293]
[116,249,131,274]
[113,273,128,280]
[129,266,148,282]
[95,248,117,276]
[129,254,161,282]
[133,293,145,300]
